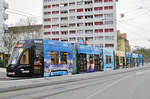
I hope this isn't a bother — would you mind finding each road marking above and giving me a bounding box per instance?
[136,70,150,75]
[85,75,130,99]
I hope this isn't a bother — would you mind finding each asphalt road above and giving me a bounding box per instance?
[1,66,150,99]
[0,72,6,78]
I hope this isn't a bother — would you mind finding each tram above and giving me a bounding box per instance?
[7,39,143,77]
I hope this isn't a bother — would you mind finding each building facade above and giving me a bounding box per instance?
[43,0,117,49]
[7,25,43,41]
[0,0,8,52]
[117,30,131,52]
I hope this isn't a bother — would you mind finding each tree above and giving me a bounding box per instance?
[2,32,17,55]
[15,17,42,39]
[1,29,18,67]
[15,17,37,26]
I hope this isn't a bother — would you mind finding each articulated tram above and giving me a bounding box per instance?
[7,39,143,77]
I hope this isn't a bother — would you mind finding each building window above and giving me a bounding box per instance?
[60,10,68,14]
[69,23,76,27]
[44,18,51,22]
[61,38,68,42]
[77,37,84,41]
[85,22,93,26]
[77,1,83,5]
[77,16,83,19]
[69,30,76,34]
[95,29,103,33]
[77,23,84,27]
[104,13,113,18]
[94,22,103,25]
[61,31,68,35]
[85,30,93,34]
[85,37,93,41]
[104,28,114,32]
[52,31,59,35]
[105,44,114,47]
[95,14,103,18]
[77,8,84,12]
[44,5,51,9]
[104,21,113,25]
[104,0,113,2]
[52,4,59,8]
[85,15,93,19]
[77,30,84,34]
[95,44,104,48]
[52,17,59,22]
[69,2,75,6]
[60,3,68,7]
[44,32,51,35]
[44,12,51,15]
[52,24,59,28]
[61,17,68,21]
[94,0,102,3]
[94,7,103,11]
[69,37,76,41]
[52,38,59,41]
[60,24,68,28]
[105,36,114,40]
[69,9,75,13]
[44,25,51,29]
[95,36,104,40]
[85,8,93,12]
[104,6,113,10]
[84,1,93,5]
[52,11,59,14]
[69,16,75,20]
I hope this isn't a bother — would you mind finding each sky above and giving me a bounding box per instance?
[5,0,150,49]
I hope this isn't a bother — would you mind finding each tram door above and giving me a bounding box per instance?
[122,57,125,68]
[78,54,87,72]
[115,56,119,69]
[31,46,44,77]
[94,55,101,71]
[89,54,94,72]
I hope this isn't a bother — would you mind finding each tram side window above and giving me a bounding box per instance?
[109,56,112,64]
[120,57,123,64]
[60,52,68,64]
[34,49,43,65]
[89,54,94,64]
[106,56,111,64]
[50,51,58,65]
[106,56,109,64]
[20,49,29,64]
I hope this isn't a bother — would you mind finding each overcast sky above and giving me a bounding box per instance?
[5,0,150,49]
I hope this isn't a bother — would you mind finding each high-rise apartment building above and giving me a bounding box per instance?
[43,0,117,49]
[0,0,8,52]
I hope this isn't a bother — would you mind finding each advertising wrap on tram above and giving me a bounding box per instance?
[102,48,114,71]
[43,40,73,77]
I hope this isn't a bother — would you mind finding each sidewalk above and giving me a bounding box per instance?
[0,68,6,72]
[0,65,149,93]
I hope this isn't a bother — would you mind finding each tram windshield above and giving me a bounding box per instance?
[9,48,23,65]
